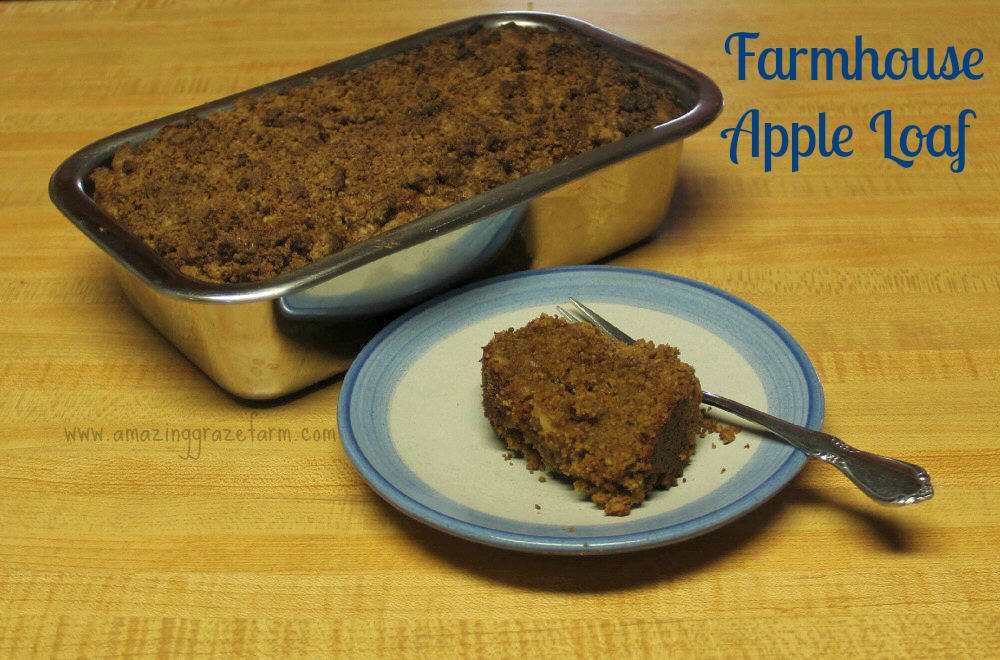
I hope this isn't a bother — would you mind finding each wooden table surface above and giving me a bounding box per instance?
[1,0,997,657]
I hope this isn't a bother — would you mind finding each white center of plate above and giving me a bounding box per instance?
[388,303,768,526]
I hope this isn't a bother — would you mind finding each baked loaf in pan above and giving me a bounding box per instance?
[91,24,682,284]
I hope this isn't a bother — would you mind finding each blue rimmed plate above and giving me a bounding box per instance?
[338,266,823,554]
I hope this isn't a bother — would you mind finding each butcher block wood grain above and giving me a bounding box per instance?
[0,0,997,657]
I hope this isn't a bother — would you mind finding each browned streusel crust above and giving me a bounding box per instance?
[481,315,705,516]
[90,24,683,284]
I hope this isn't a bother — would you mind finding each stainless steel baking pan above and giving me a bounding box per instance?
[49,11,723,399]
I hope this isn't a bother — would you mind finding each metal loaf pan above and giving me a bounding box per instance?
[49,11,723,399]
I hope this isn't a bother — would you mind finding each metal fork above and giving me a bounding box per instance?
[556,298,934,506]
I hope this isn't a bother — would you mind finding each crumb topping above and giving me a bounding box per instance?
[91,24,682,283]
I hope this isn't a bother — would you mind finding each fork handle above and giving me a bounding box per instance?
[702,392,933,506]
